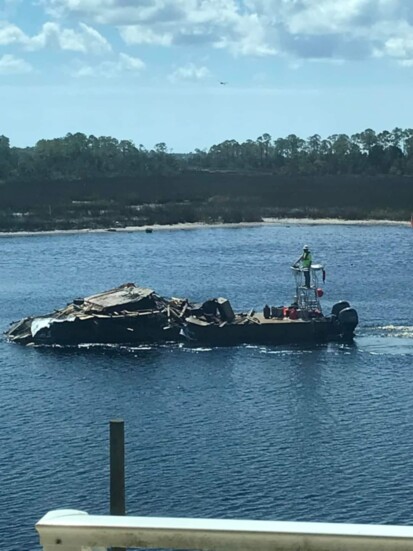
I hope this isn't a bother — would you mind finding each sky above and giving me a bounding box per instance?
[1,0,413,152]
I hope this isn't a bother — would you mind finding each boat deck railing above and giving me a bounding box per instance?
[36,509,413,551]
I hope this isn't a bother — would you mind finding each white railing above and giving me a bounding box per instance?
[36,509,413,551]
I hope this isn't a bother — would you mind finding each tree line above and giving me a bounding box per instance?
[190,128,413,175]
[1,127,413,181]
[0,134,178,181]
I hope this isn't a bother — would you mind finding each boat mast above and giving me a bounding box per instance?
[291,265,324,313]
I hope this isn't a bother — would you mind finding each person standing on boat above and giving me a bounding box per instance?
[295,245,312,288]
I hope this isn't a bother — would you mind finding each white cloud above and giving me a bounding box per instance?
[398,59,413,67]
[118,52,145,70]
[42,0,187,24]
[369,19,413,64]
[0,21,111,53]
[383,37,409,58]
[215,12,276,56]
[169,62,211,81]
[38,0,413,63]
[267,0,374,35]
[72,52,145,78]
[42,0,274,56]
[0,53,32,74]
[0,22,27,45]
[120,25,172,46]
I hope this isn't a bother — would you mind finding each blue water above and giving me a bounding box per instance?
[1,223,413,550]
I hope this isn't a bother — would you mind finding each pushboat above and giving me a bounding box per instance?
[5,265,358,347]
[182,264,358,345]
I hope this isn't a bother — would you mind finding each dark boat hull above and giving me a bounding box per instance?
[183,316,356,346]
[20,314,181,346]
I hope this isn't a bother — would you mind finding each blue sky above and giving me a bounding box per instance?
[1,0,413,152]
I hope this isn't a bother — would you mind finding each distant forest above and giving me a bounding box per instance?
[1,127,413,179]
[0,128,412,231]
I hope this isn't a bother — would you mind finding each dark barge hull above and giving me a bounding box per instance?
[30,314,181,346]
[183,314,357,346]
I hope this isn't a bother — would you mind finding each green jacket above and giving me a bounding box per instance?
[302,251,312,268]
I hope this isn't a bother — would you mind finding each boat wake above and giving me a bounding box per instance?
[376,325,413,338]
[355,325,413,356]
[32,341,217,354]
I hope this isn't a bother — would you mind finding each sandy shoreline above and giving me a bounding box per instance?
[0,217,409,238]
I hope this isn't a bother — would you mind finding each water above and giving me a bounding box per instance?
[0,223,412,550]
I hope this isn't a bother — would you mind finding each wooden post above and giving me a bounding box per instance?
[110,419,125,551]
[110,419,125,516]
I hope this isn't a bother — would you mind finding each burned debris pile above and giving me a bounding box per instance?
[5,283,193,346]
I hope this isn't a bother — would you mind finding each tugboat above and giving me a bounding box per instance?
[182,264,358,346]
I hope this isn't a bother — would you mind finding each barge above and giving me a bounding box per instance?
[5,265,358,347]
[183,265,358,345]
[5,284,191,346]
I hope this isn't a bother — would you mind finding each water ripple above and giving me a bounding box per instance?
[1,225,413,550]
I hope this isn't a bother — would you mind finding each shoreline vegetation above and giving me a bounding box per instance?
[0,217,408,238]
[0,128,412,233]
[1,185,411,233]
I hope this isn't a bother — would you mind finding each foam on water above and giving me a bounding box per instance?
[379,325,413,338]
